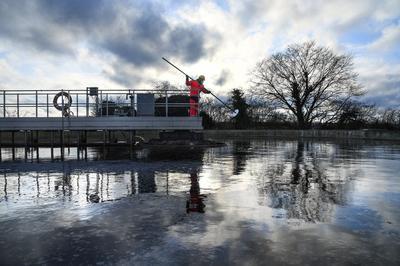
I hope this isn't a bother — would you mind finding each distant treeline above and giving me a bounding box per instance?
[200,88,400,130]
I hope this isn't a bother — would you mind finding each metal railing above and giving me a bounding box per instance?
[0,88,195,118]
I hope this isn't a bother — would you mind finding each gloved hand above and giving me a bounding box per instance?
[205,89,211,94]
[186,75,189,82]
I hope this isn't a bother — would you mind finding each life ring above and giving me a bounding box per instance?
[53,91,72,111]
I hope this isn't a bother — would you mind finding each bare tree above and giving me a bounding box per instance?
[201,97,230,122]
[152,80,185,97]
[251,41,363,128]
[329,99,376,127]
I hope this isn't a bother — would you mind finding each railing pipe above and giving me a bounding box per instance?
[17,94,20,118]
[46,94,49,117]
[86,87,89,117]
[100,91,103,117]
[35,90,38,117]
[165,91,168,117]
[76,93,79,116]
[3,91,5,117]
[106,93,109,117]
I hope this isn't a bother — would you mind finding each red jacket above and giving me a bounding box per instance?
[186,80,208,97]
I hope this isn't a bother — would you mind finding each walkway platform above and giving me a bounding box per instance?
[0,88,203,132]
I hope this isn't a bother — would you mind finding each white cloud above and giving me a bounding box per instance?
[0,0,399,107]
[369,23,400,52]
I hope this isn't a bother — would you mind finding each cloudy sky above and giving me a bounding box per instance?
[0,0,399,107]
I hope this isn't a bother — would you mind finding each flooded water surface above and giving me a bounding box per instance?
[1,138,400,265]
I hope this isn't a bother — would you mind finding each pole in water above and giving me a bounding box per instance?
[162,57,239,117]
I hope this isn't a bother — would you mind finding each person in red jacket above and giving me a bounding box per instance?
[186,75,210,116]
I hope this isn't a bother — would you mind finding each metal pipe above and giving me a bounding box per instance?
[3,91,5,117]
[100,91,103,117]
[76,93,79,116]
[61,90,64,160]
[106,93,109,117]
[68,90,71,117]
[35,90,38,117]
[17,94,19,118]
[46,94,49,117]
[86,87,89,117]
[165,91,168,117]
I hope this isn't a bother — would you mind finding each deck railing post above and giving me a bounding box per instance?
[46,94,49,117]
[165,91,168,117]
[76,93,79,117]
[86,87,89,117]
[68,90,71,116]
[17,94,19,118]
[35,90,38,117]
[100,91,103,116]
[3,91,6,117]
[106,93,109,117]
[130,90,135,117]
[61,89,65,160]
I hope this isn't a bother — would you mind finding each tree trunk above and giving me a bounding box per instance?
[297,114,307,129]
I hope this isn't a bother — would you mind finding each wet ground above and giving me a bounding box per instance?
[0,138,400,265]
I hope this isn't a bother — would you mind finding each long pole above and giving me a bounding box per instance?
[162,57,236,112]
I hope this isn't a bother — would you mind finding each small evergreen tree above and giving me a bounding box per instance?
[230,89,251,129]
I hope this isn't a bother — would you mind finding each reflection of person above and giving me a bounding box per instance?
[186,172,206,213]
[186,75,210,117]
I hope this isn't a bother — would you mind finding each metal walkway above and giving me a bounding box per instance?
[0,88,202,131]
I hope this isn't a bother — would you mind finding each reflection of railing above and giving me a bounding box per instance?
[0,88,193,118]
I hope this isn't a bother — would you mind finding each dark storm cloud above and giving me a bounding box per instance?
[0,0,218,84]
[40,0,110,27]
[102,4,208,67]
[0,1,76,54]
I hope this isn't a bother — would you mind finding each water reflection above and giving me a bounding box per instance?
[255,141,352,222]
[186,171,206,213]
[1,138,400,265]
[0,147,207,209]
[232,140,252,175]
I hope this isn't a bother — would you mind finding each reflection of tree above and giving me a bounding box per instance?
[258,141,351,222]
[186,171,206,213]
[232,141,251,175]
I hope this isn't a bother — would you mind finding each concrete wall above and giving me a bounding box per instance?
[204,130,400,141]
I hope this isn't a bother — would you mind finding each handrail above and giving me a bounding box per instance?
[0,88,196,118]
